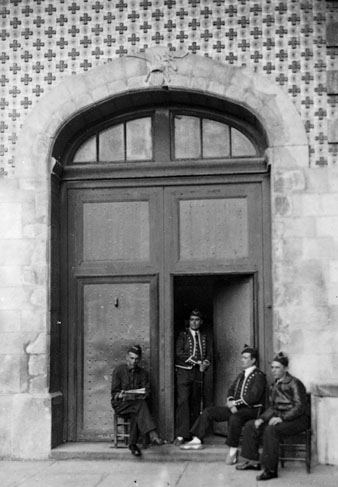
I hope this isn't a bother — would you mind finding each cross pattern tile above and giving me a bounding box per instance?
[0,0,337,176]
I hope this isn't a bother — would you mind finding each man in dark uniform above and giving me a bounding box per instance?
[180,344,266,466]
[174,309,211,446]
[236,352,309,481]
[111,344,164,456]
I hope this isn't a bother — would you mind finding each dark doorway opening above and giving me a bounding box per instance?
[173,273,256,441]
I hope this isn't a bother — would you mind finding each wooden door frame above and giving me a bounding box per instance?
[57,172,271,443]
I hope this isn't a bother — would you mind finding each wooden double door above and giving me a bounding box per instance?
[62,178,271,442]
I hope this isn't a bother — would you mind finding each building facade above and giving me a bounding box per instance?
[1,0,338,462]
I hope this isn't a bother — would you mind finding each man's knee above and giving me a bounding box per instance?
[134,399,149,413]
[264,424,279,439]
[228,414,243,428]
[201,407,218,421]
[242,419,256,435]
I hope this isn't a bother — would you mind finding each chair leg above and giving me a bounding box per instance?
[113,415,118,448]
[280,440,285,468]
[306,431,311,473]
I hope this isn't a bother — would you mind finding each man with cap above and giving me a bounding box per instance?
[180,344,266,466]
[174,309,211,446]
[111,344,164,456]
[236,352,309,481]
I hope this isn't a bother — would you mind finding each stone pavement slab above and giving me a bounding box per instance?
[0,460,337,487]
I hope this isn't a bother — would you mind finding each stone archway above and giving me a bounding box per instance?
[17,48,308,180]
[15,47,309,456]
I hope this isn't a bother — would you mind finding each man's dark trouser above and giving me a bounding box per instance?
[190,406,261,447]
[175,367,202,439]
[241,415,309,472]
[113,399,156,445]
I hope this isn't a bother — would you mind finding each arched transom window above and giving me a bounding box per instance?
[70,108,263,165]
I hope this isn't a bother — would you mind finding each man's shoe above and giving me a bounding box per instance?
[173,437,184,447]
[225,450,238,465]
[180,438,204,450]
[236,461,261,471]
[256,470,278,481]
[180,442,204,450]
[129,444,142,457]
[150,437,165,446]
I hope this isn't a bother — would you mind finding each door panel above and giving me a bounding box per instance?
[66,187,162,440]
[164,184,263,272]
[68,187,163,271]
[179,197,248,260]
[213,275,255,435]
[83,200,150,262]
[77,278,155,440]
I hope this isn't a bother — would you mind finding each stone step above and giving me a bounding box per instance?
[50,442,229,462]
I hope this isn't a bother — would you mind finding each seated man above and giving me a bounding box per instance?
[236,352,309,481]
[181,344,266,466]
[111,344,164,456]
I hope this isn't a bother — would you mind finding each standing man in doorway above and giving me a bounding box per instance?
[111,344,164,457]
[174,309,211,446]
[180,344,266,466]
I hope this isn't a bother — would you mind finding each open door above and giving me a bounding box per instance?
[213,275,256,435]
[173,274,257,439]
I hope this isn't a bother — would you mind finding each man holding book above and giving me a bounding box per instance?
[111,344,164,456]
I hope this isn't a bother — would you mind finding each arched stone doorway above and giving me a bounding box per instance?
[15,48,309,448]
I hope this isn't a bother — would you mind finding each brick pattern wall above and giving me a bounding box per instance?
[1,0,338,177]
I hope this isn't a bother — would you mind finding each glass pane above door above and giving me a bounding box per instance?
[174,115,201,159]
[203,119,230,158]
[70,110,260,165]
[126,117,152,161]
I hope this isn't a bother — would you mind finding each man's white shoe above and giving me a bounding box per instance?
[225,450,238,465]
[179,437,204,450]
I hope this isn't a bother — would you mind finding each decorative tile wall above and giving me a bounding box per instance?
[1,0,337,177]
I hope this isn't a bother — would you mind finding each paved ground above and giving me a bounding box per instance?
[1,458,337,487]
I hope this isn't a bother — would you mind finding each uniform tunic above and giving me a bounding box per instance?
[190,366,267,447]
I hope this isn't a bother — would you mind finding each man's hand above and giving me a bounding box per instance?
[269,417,282,426]
[226,398,234,408]
[199,360,210,372]
[118,391,126,399]
[254,418,264,429]
[226,399,238,414]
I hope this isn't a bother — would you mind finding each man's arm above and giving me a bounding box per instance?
[175,332,197,366]
[279,378,307,422]
[111,366,125,402]
[200,333,211,371]
[226,374,241,411]
[138,368,151,398]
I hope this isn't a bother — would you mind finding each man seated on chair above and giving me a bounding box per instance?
[236,351,309,481]
[111,344,164,457]
[180,344,267,466]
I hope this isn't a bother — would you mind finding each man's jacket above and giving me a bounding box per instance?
[260,372,308,422]
[110,364,150,408]
[175,329,210,369]
[227,368,266,409]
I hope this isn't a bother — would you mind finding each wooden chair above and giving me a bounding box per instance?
[113,413,130,448]
[279,394,312,473]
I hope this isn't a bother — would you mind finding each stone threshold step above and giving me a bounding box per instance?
[50,442,228,462]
